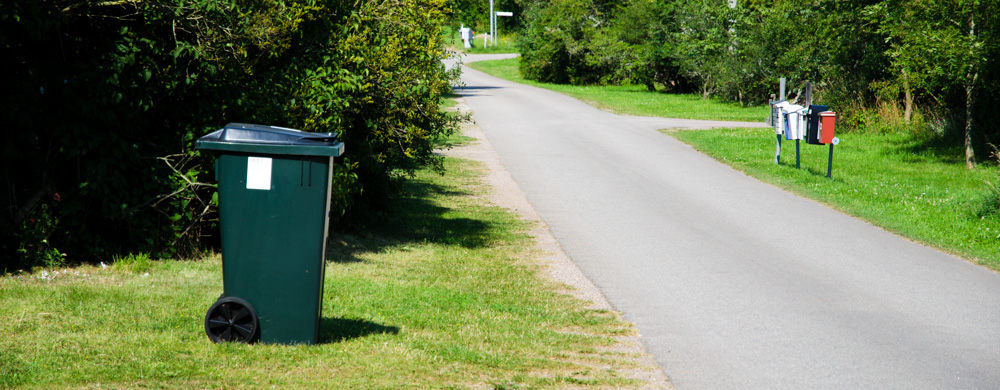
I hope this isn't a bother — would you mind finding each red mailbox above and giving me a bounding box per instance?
[819,111,837,144]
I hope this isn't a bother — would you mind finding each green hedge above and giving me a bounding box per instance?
[1,0,459,271]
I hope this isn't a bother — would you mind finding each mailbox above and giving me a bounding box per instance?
[771,101,789,135]
[806,105,828,145]
[784,104,806,141]
[767,101,779,127]
[819,111,837,144]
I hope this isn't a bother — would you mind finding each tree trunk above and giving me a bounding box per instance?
[964,81,976,170]
[902,69,912,123]
[964,12,977,170]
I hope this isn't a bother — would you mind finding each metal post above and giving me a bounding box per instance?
[827,144,834,179]
[780,78,786,101]
[796,140,800,169]
[776,135,782,164]
[489,0,494,47]
[796,80,807,169]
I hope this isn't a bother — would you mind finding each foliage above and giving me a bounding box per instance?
[445,0,525,34]
[1,0,459,271]
[516,0,1000,165]
[517,0,601,84]
[864,0,1000,168]
[111,252,152,273]
[583,0,675,88]
[670,0,734,98]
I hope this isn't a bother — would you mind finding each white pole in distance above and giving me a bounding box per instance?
[776,77,786,164]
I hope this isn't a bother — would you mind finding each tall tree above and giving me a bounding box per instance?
[868,0,997,169]
[670,0,732,99]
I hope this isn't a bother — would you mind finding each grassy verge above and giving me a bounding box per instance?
[466,58,768,122]
[1,158,648,388]
[671,127,1000,269]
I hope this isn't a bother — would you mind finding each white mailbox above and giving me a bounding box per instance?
[772,101,791,135]
[459,24,472,48]
[784,104,807,141]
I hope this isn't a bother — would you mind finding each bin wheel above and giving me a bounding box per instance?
[205,296,259,344]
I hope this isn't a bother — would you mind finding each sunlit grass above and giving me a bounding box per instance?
[1,158,648,388]
[671,127,1000,269]
[467,58,768,122]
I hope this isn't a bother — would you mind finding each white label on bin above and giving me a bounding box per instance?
[246,157,272,190]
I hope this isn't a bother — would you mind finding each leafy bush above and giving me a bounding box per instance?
[1,0,458,271]
[518,0,613,84]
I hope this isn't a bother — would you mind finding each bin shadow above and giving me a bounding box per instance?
[327,180,498,263]
[454,85,504,98]
[319,317,400,344]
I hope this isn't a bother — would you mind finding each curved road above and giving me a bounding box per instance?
[450,54,1000,389]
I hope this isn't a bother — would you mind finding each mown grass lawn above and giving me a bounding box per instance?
[1,157,649,389]
[466,58,769,122]
[671,127,1000,270]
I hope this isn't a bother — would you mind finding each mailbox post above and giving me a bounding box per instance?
[771,100,790,164]
[820,111,839,178]
[769,79,841,178]
[783,105,807,169]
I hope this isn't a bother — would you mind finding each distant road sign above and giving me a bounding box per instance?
[495,11,513,16]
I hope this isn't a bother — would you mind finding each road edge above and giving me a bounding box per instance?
[441,97,675,390]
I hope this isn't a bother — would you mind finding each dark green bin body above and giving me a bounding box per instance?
[196,123,344,345]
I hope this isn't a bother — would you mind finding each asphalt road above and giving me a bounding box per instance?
[450,54,1000,389]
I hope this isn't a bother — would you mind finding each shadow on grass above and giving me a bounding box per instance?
[320,317,400,344]
[894,132,966,165]
[326,178,499,263]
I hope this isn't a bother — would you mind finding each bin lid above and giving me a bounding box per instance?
[809,104,829,114]
[196,123,345,157]
[783,104,805,114]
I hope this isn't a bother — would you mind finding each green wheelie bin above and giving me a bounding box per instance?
[196,123,345,345]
